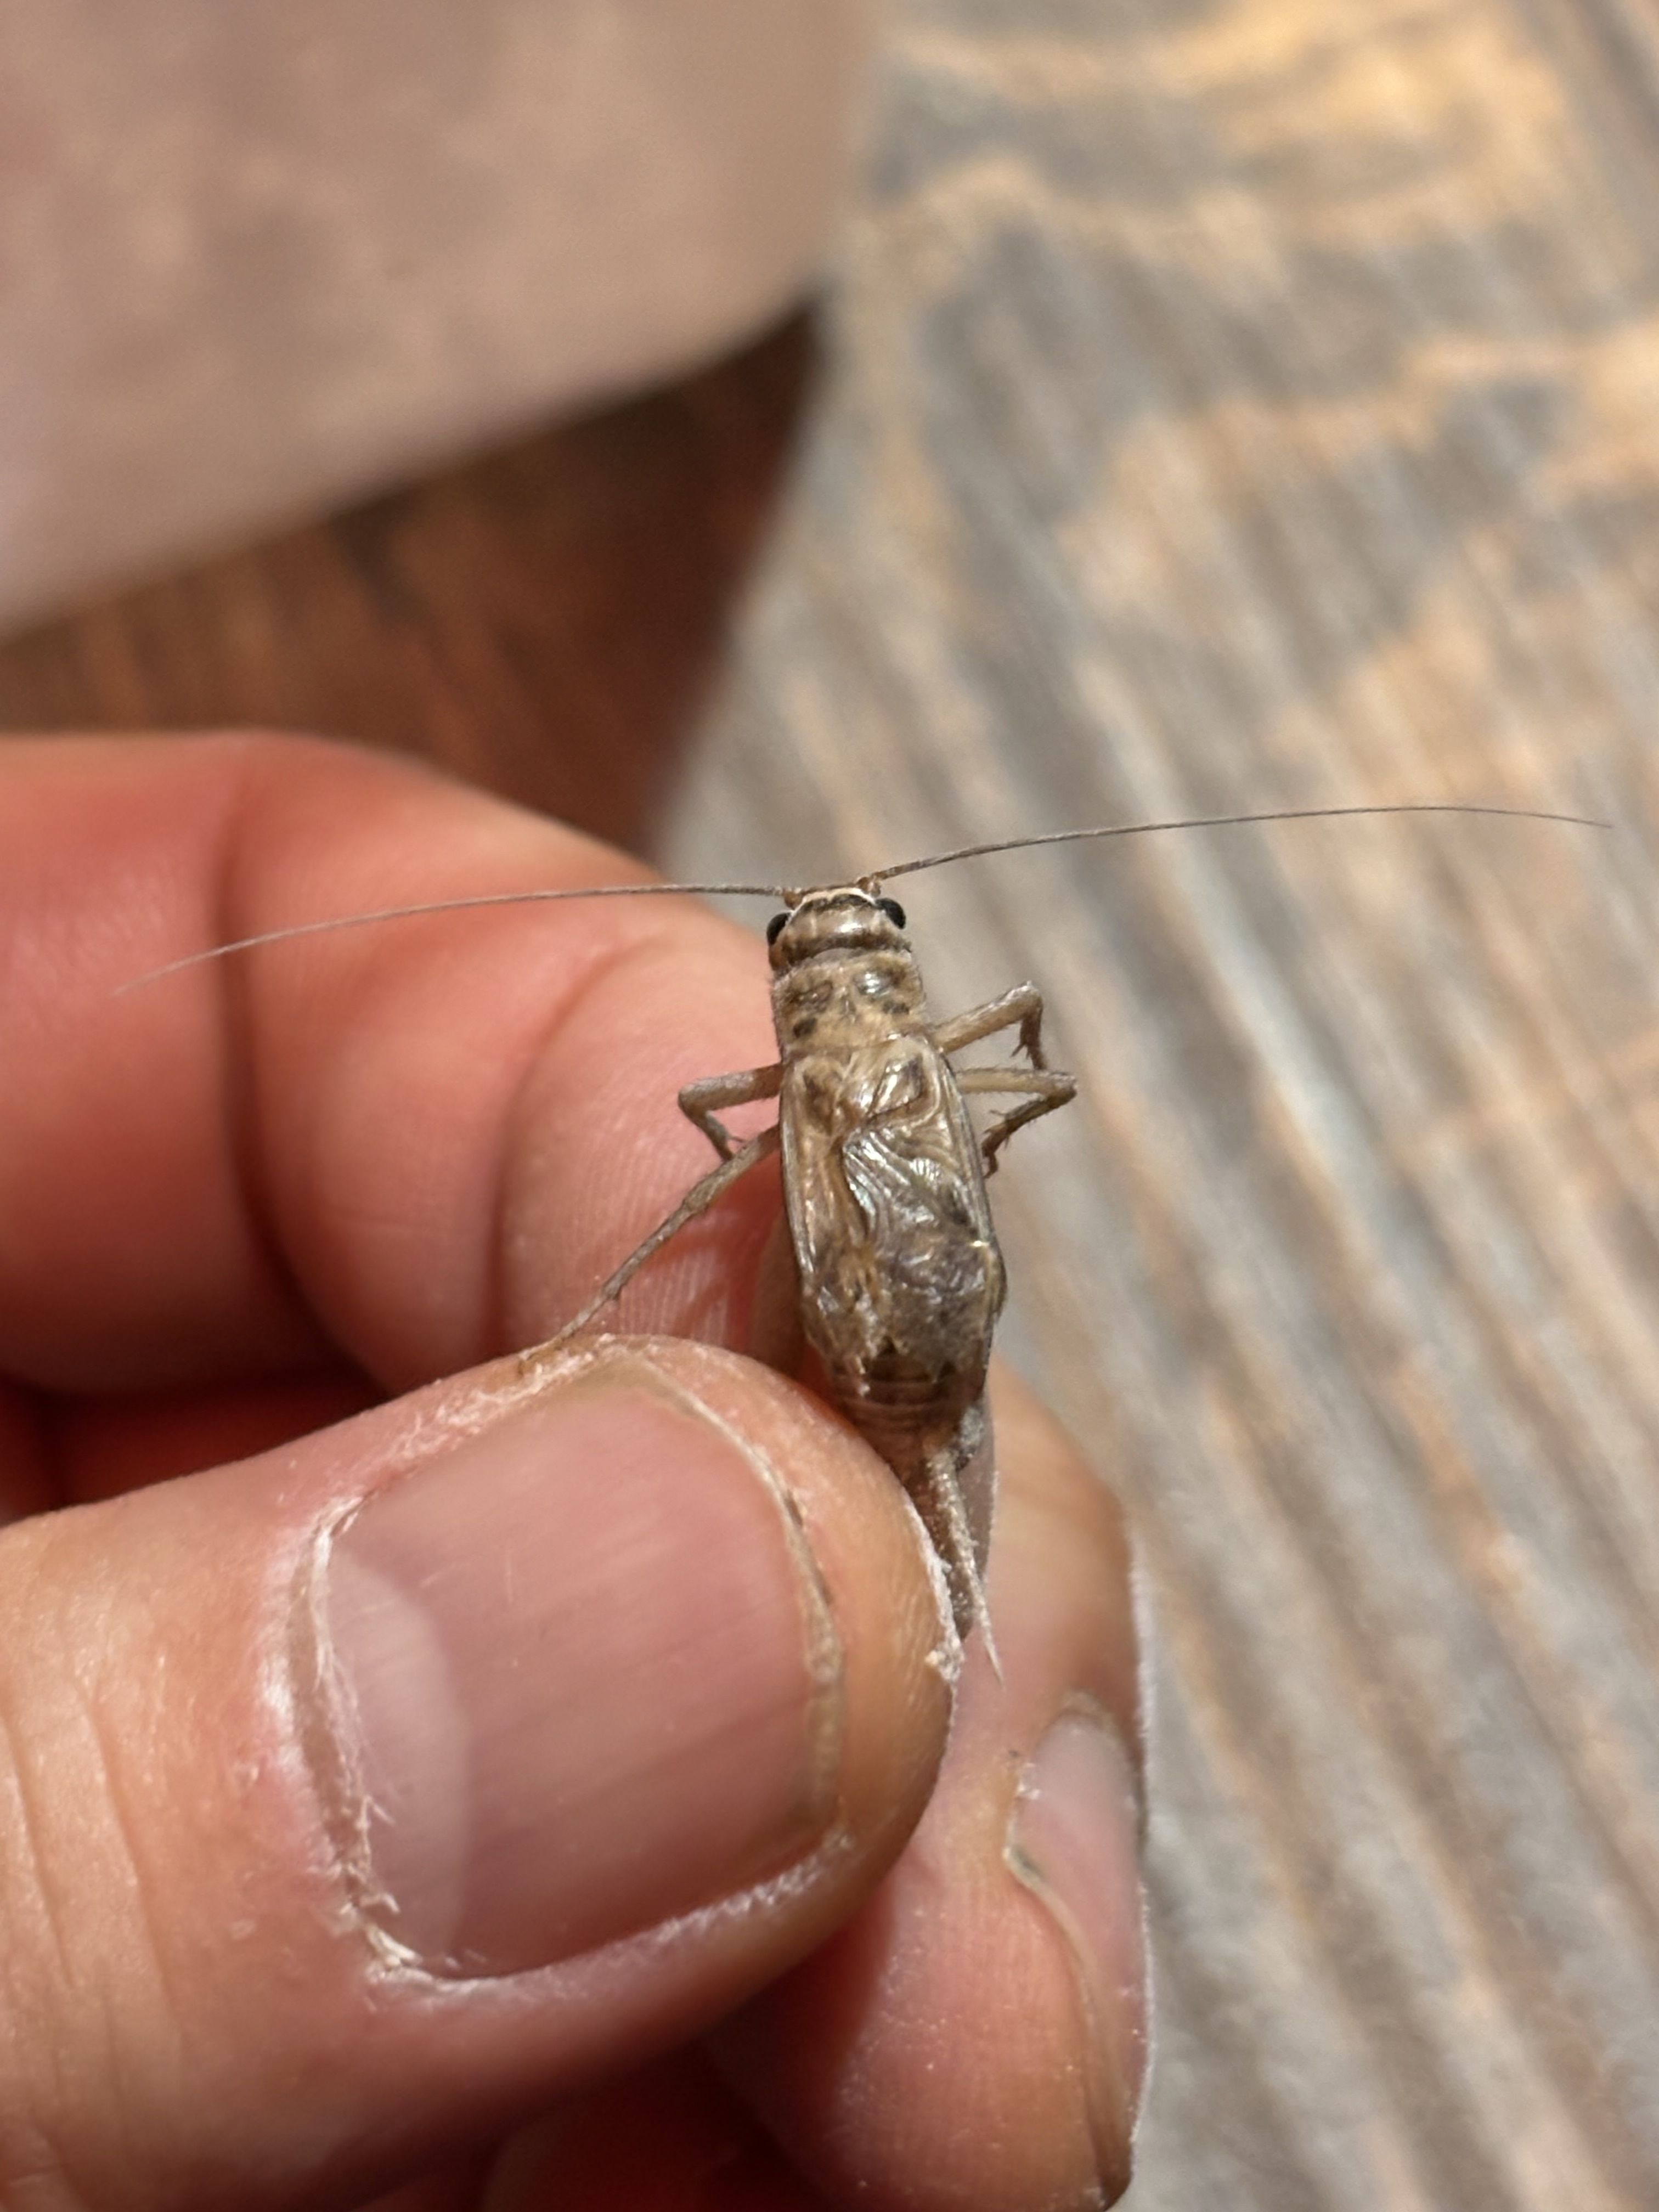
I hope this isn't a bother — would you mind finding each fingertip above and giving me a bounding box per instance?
[714,1368,1147,2212]
[0,1340,952,2207]
[987,1367,1141,1776]
[601,1339,958,1869]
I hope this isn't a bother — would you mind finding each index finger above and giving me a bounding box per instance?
[0,733,784,1396]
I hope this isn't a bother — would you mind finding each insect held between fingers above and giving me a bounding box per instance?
[529,881,1072,1670]
[121,801,1607,1667]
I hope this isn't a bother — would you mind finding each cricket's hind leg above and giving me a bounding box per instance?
[899,1401,1003,1679]
[679,1060,783,1160]
[523,1121,780,1364]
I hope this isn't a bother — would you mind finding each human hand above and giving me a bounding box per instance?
[0,733,1146,2210]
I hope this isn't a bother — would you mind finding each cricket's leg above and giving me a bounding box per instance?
[953,1064,1077,1173]
[522,1122,781,1365]
[679,1063,783,1161]
[933,981,1054,1069]
[904,1400,1003,1679]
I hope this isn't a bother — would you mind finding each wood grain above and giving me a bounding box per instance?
[5,0,1657,2204]
[665,2,1659,2207]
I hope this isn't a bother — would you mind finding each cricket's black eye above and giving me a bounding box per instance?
[766,911,789,946]
[877,897,906,930]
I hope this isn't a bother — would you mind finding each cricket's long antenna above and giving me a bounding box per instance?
[116,801,1609,994]
[114,878,791,993]
[867,802,1610,884]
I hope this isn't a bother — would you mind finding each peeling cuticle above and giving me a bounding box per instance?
[291,1502,402,1959]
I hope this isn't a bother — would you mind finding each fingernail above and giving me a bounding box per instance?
[308,1366,844,1977]
[1007,1706,1149,2197]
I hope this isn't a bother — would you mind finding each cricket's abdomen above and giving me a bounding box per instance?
[778,1032,1001,1476]
[777,1035,1003,1649]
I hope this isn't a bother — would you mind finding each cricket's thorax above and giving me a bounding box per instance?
[767,889,1006,1465]
[767,888,927,1053]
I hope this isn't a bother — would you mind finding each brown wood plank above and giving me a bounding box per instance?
[667,2,1659,2205]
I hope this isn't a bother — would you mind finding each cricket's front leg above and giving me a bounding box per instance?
[932,981,1053,1069]
[679,1063,784,1160]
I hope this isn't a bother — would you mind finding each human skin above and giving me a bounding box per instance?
[0,733,1146,2211]
[0,0,875,630]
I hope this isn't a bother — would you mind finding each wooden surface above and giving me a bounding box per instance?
[670,3,1659,2207]
[5,0,1659,2204]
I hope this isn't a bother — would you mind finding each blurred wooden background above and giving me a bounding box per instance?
[5,0,1658,2204]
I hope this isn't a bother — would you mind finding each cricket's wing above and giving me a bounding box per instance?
[780,1037,1005,1389]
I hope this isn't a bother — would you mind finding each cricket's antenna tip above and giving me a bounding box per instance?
[868,800,1610,884]
[111,873,798,993]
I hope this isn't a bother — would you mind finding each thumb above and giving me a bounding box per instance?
[0,1339,952,2211]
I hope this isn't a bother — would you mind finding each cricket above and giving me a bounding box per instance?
[127,800,1604,1665]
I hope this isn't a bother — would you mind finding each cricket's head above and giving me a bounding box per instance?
[766,886,926,1047]
[765,885,908,973]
